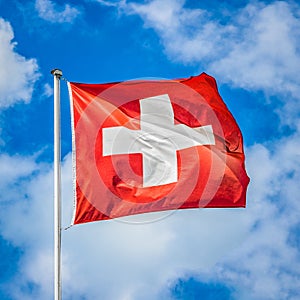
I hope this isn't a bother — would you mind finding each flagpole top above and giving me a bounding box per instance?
[51,69,63,78]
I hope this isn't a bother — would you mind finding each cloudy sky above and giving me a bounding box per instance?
[1,0,300,299]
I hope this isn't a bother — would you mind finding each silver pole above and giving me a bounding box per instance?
[51,69,62,300]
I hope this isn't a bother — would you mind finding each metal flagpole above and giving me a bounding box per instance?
[51,68,63,300]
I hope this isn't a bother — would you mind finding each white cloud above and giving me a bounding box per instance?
[216,133,300,300]
[35,0,81,24]
[126,0,226,63]
[209,2,300,100]
[0,153,251,299]
[43,82,53,97]
[1,1,300,299]
[0,154,39,192]
[95,0,126,8]
[124,1,300,126]
[1,130,300,299]
[0,18,39,108]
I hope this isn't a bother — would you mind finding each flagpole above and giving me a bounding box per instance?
[51,68,63,300]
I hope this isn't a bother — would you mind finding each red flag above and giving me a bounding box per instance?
[68,73,249,225]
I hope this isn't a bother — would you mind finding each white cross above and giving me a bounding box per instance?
[102,94,215,187]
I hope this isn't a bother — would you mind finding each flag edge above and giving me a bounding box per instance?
[67,81,78,226]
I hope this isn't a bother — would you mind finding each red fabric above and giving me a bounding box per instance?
[69,73,249,225]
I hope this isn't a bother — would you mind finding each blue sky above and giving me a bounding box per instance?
[0,0,300,299]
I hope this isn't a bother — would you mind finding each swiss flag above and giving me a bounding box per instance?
[68,73,249,225]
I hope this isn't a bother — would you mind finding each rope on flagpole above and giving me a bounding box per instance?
[51,68,62,300]
[60,76,68,83]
